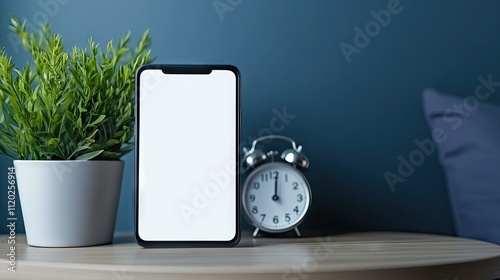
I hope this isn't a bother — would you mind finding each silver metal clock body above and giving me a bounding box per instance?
[242,162,312,235]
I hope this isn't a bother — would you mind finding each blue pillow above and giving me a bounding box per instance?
[422,88,500,244]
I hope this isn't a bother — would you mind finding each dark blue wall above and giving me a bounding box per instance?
[2,0,500,235]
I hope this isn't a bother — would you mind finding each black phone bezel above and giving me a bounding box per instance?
[134,64,241,248]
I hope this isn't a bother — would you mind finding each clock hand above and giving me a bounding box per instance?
[272,174,279,201]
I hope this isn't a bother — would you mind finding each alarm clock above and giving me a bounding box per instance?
[241,135,311,237]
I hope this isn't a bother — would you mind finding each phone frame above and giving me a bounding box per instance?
[134,64,240,247]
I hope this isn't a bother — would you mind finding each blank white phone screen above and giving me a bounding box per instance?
[138,69,237,241]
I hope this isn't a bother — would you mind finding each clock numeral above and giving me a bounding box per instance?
[262,171,279,182]
[260,214,266,222]
[285,213,291,223]
[285,174,288,182]
[273,215,279,224]
[293,182,298,190]
[249,194,255,202]
[253,182,260,189]
[252,206,258,214]
[293,206,299,215]
[261,173,268,182]
[297,194,303,202]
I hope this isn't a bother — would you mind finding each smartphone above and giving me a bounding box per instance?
[135,65,240,247]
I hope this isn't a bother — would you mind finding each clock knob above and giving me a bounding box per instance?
[281,146,309,169]
[242,148,267,170]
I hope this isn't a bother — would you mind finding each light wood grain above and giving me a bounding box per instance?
[1,232,500,280]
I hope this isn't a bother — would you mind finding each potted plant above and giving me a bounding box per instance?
[0,17,152,247]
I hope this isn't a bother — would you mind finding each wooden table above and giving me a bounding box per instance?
[1,232,500,280]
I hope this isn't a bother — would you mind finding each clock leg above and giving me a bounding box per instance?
[294,227,302,237]
[252,227,260,238]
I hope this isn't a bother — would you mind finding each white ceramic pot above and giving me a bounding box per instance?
[14,160,124,247]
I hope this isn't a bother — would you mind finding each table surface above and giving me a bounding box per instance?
[1,231,500,280]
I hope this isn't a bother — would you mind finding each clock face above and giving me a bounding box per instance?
[242,162,311,233]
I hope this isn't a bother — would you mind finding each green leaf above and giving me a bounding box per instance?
[89,114,105,126]
[38,145,58,155]
[76,149,104,160]
[101,151,120,159]
[0,144,13,158]
[88,129,98,139]
[48,138,60,145]
[74,143,91,152]
[0,130,17,152]
[104,139,120,147]
[76,117,82,129]
[119,144,134,155]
